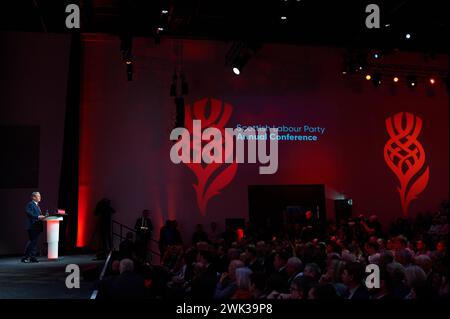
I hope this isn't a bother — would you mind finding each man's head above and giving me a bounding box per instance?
[273,251,289,271]
[197,249,214,267]
[415,240,426,251]
[414,254,432,274]
[245,245,257,261]
[291,276,314,300]
[365,242,379,255]
[119,258,134,274]
[228,259,245,280]
[142,209,150,218]
[303,263,321,281]
[392,235,408,250]
[286,257,303,277]
[31,192,41,203]
[342,261,365,287]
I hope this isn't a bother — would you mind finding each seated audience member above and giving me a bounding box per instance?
[414,254,433,275]
[320,259,347,297]
[290,275,315,300]
[266,250,290,294]
[246,245,265,272]
[386,262,410,299]
[395,248,414,268]
[404,265,436,299]
[370,269,393,299]
[286,257,303,286]
[341,261,370,299]
[214,259,244,299]
[232,267,253,299]
[303,263,321,282]
[415,239,430,256]
[378,250,394,269]
[249,272,267,299]
[308,283,340,300]
[99,259,146,299]
[191,250,218,299]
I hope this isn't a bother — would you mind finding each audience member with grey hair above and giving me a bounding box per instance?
[414,254,433,274]
[214,259,244,299]
[120,258,135,273]
[98,258,145,299]
[232,267,253,299]
[404,265,434,299]
[286,257,303,285]
[303,263,321,281]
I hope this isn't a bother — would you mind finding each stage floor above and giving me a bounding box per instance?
[0,254,104,299]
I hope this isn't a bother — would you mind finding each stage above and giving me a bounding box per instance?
[0,255,104,299]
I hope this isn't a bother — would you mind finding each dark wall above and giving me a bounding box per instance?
[77,35,448,248]
[0,32,70,254]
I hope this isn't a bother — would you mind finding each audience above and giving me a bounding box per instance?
[98,202,449,300]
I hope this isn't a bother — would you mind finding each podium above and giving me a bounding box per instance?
[44,216,64,259]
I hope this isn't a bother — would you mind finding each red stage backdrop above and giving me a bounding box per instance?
[77,35,449,248]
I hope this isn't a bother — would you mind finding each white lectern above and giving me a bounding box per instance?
[44,216,64,259]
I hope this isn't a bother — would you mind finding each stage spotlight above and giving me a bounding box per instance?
[372,52,381,59]
[406,75,417,88]
[161,9,168,14]
[226,41,260,76]
[393,76,399,83]
[281,16,287,20]
[157,27,164,31]
[429,77,436,85]
[365,74,372,80]
[231,55,247,76]
[372,73,381,87]
[405,33,411,39]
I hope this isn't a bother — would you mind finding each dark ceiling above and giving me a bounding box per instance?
[1,0,448,53]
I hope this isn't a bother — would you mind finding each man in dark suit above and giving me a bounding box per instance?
[191,250,218,299]
[134,209,153,262]
[22,192,45,263]
[342,261,370,299]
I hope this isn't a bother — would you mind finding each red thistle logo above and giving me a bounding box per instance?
[384,112,430,217]
[183,98,238,215]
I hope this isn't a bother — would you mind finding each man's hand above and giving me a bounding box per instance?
[219,272,229,284]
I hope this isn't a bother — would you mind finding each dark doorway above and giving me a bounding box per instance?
[248,185,326,240]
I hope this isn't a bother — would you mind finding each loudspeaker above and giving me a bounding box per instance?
[335,199,352,222]
[174,97,185,128]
